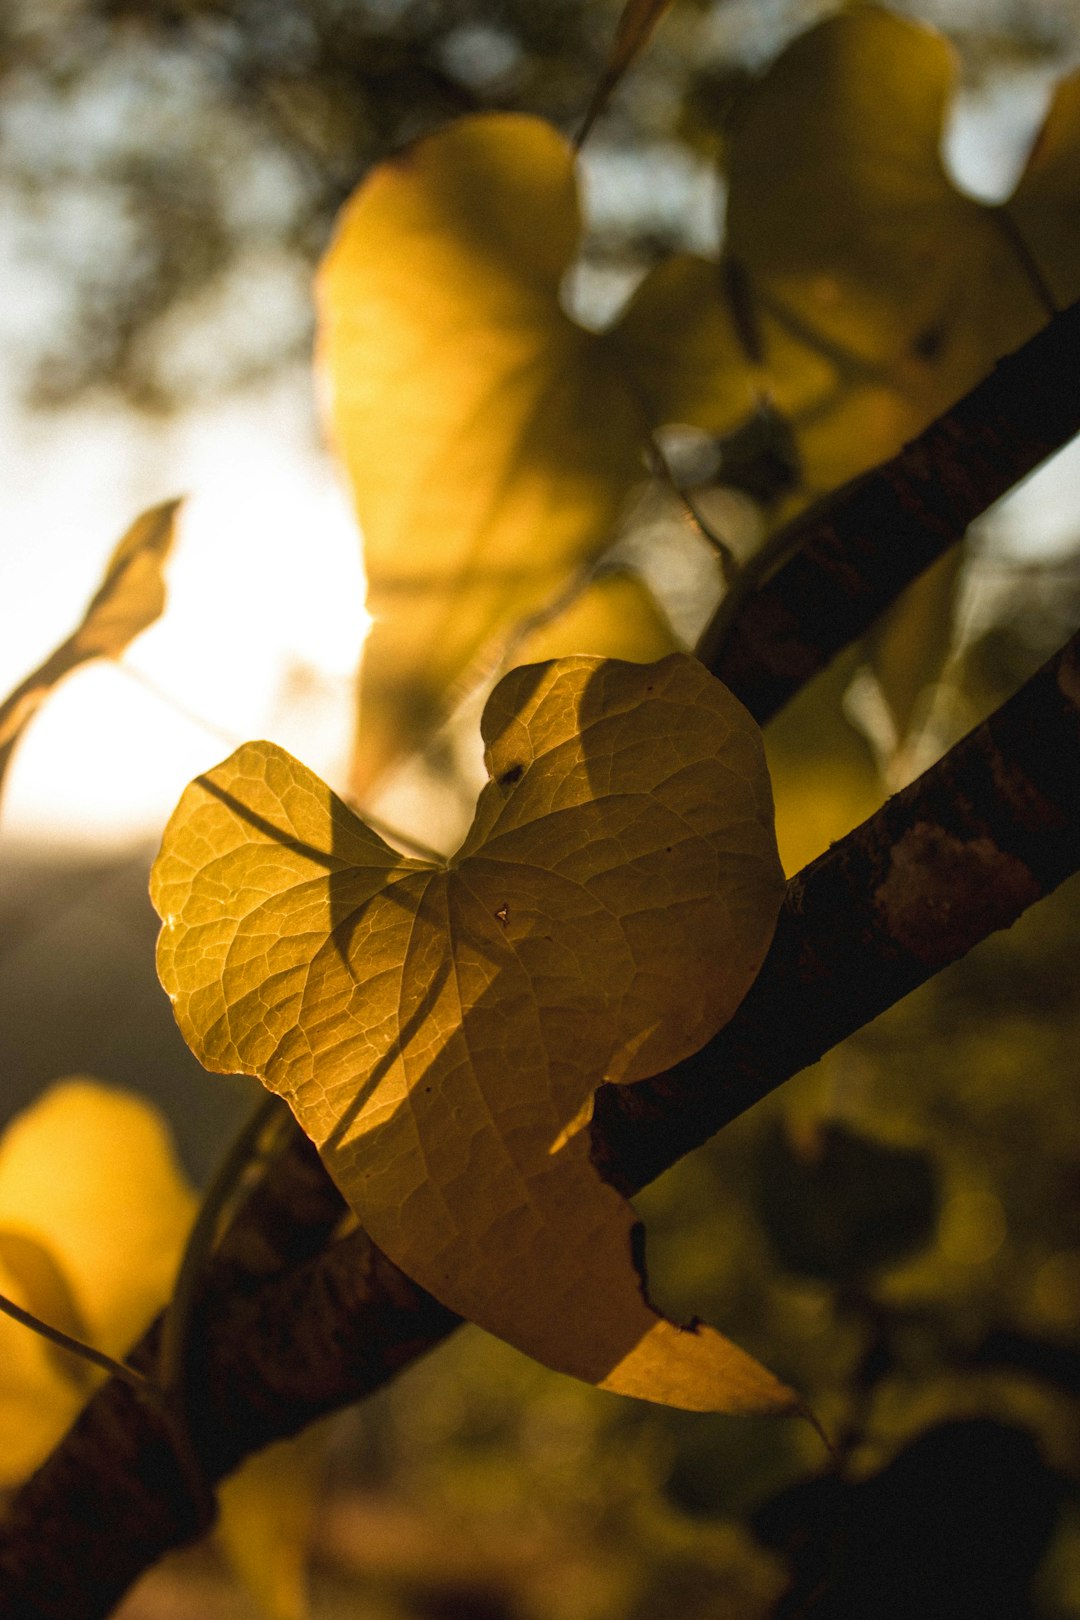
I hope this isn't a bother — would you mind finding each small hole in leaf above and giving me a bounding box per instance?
[498,763,524,786]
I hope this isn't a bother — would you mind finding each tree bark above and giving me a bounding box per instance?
[702,298,1080,724]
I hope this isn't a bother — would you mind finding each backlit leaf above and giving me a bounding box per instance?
[317,116,645,793]
[0,1078,195,1358]
[0,1245,85,1488]
[619,9,1060,501]
[0,500,181,806]
[217,1430,325,1620]
[579,0,678,146]
[615,254,765,438]
[725,7,972,366]
[509,569,683,668]
[0,1081,323,1615]
[867,547,963,754]
[0,1080,195,1483]
[1004,66,1080,310]
[153,654,792,1413]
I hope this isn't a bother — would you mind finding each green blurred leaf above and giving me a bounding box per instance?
[755,1118,940,1285]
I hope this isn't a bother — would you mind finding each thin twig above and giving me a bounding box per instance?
[0,1291,149,1394]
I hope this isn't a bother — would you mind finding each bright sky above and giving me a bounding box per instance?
[0,375,368,852]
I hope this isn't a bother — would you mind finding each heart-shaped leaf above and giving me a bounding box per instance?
[617,8,1059,502]
[153,654,791,1412]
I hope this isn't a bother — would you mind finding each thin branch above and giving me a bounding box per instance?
[2,628,1078,1620]
[698,297,1080,718]
[0,1293,150,1394]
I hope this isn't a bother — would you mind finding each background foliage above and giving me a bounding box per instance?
[4,2,1080,1617]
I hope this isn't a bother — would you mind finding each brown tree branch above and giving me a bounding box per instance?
[701,298,1080,723]
[3,632,1078,1619]
[3,304,1080,1616]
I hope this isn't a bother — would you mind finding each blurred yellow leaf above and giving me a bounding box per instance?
[0,1078,195,1359]
[1004,67,1080,310]
[726,7,975,365]
[0,1230,94,1386]
[217,1430,325,1620]
[618,9,1060,501]
[0,1080,320,1617]
[867,547,963,754]
[579,0,678,145]
[509,570,683,668]
[153,654,792,1412]
[725,8,1043,495]
[763,653,883,876]
[615,254,766,437]
[318,115,646,793]
[0,500,181,806]
[0,1244,85,1489]
[0,1080,194,1484]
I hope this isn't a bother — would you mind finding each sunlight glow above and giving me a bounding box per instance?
[0,378,370,853]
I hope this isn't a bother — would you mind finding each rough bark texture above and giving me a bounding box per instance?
[2,308,1080,1616]
[592,633,1080,1192]
[702,299,1080,724]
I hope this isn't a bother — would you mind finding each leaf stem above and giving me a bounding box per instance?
[991,206,1059,322]
[361,812,449,865]
[649,440,741,588]
[0,1289,149,1393]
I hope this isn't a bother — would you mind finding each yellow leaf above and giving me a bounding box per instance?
[0,1078,322,1609]
[619,10,1057,501]
[579,0,678,145]
[1005,67,1080,310]
[867,547,963,752]
[0,1078,196,1358]
[153,654,792,1413]
[0,1230,94,1388]
[217,1431,325,1620]
[614,254,766,436]
[0,1238,88,1488]
[0,500,181,806]
[726,8,969,364]
[509,570,684,668]
[0,1080,194,1484]
[316,115,646,793]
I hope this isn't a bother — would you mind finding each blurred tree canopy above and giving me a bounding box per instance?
[2,0,1078,411]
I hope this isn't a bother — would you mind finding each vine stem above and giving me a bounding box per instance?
[648,438,742,588]
[0,1291,149,1393]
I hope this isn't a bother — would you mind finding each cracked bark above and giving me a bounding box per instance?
[2,307,1080,1617]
